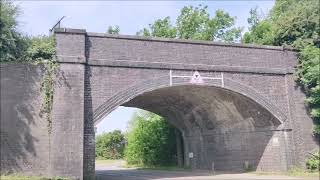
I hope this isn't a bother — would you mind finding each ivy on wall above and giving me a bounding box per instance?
[28,36,57,135]
[38,60,58,134]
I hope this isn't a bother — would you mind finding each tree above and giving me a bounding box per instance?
[0,0,29,62]
[243,0,319,48]
[0,1,55,63]
[96,130,125,159]
[26,36,56,61]
[247,7,260,30]
[243,0,320,135]
[136,17,177,38]
[124,111,177,166]
[137,4,242,42]
[107,25,120,35]
[243,7,274,45]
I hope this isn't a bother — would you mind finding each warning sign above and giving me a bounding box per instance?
[190,71,204,84]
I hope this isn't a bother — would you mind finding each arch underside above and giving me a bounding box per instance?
[93,76,286,126]
[123,85,281,135]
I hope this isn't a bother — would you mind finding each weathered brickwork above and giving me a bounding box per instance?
[0,64,49,175]
[50,64,86,179]
[0,28,318,179]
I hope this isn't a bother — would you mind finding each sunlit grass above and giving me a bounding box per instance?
[95,159,124,165]
[254,167,319,178]
[123,163,190,171]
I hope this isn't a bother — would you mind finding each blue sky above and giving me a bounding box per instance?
[15,0,275,134]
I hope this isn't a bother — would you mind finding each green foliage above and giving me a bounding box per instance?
[124,111,177,166]
[26,36,56,62]
[313,124,320,135]
[306,151,320,171]
[39,60,58,135]
[298,46,320,132]
[0,1,56,63]
[244,0,320,135]
[242,7,274,45]
[270,0,319,48]
[297,46,320,90]
[137,4,242,42]
[0,0,29,62]
[96,130,125,159]
[107,25,120,35]
[136,17,177,38]
[244,0,319,48]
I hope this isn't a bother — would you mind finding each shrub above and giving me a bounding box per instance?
[306,151,320,171]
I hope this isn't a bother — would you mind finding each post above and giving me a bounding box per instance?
[175,129,183,168]
[212,161,215,175]
[182,133,190,168]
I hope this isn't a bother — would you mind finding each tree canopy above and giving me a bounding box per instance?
[107,25,120,35]
[96,130,126,159]
[243,0,319,48]
[0,0,29,62]
[0,1,55,63]
[137,5,242,42]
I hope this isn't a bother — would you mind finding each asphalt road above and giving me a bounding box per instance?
[95,161,313,180]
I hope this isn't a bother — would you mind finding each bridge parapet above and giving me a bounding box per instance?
[54,28,297,75]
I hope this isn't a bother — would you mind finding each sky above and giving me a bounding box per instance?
[14,0,275,134]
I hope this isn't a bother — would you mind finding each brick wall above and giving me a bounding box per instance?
[0,64,49,175]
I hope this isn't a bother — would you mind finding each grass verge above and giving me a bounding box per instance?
[95,159,124,165]
[254,167,319,178]
[124,163,191,171]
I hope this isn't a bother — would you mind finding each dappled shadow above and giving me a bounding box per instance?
[294,83,320,146]
[0,63,46,174]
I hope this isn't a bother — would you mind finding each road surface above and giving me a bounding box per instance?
[95,160,314,180]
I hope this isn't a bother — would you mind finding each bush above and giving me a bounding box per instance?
[124,111,177,166]
[95,130,125,160]
[306,151,320,171]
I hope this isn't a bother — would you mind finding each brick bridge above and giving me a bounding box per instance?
[0,28,318,179]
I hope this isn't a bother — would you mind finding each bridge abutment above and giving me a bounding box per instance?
[50,63,86,179]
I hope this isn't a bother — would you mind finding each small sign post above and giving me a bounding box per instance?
[212,161,215,175]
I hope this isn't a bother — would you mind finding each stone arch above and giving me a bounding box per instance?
[93,74,286,126]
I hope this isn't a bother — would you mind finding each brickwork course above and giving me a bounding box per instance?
[0,28,318,180]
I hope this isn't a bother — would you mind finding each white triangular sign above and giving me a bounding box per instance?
[190,71,204,84]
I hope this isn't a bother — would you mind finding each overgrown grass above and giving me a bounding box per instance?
[0,175,68,180]
[254,167,319,178]
[124,163,191,171]
[287,167,319,178]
